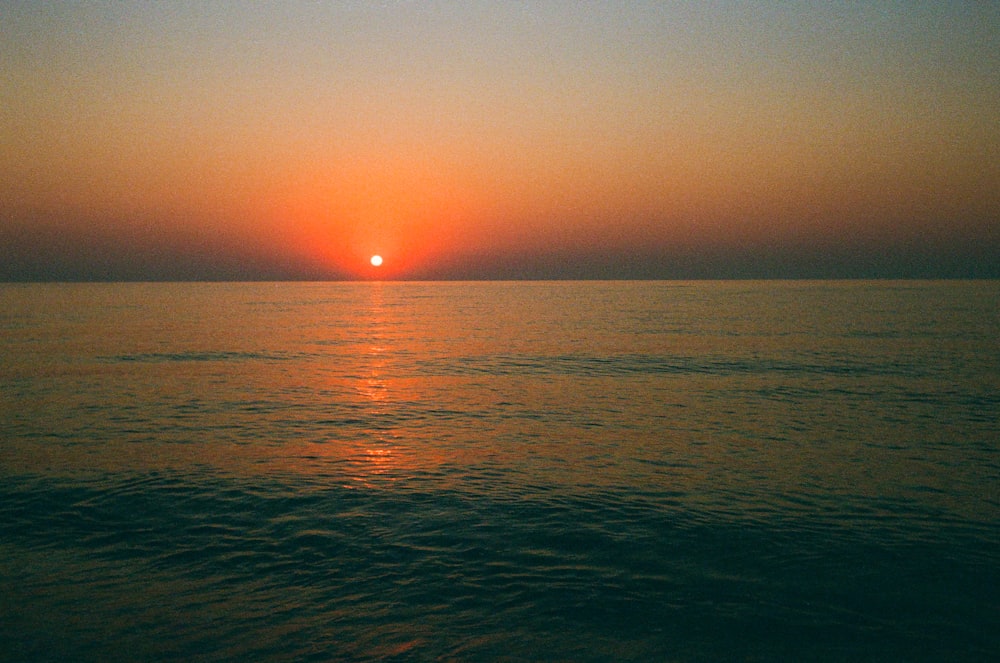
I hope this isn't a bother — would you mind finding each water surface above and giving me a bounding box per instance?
[2,281,998,661]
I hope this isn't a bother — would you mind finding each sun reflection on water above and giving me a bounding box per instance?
[351,283,399,485]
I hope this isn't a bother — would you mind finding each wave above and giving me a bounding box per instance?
[105,350,309,363]
[413,353,927,378]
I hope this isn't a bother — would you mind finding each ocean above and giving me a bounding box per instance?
[1,280,998,661]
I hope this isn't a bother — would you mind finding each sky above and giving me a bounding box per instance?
[2,1,998,280]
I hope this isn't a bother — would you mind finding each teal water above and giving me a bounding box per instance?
[2,281,998,661]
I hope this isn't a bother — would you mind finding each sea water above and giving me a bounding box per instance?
[1,281,998,661]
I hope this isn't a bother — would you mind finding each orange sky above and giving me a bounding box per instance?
[2,2,998,279]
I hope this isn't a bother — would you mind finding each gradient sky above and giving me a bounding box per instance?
[2,1,998,280]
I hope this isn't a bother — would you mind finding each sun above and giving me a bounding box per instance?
[370,255,383,267]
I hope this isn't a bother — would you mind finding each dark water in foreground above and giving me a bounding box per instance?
[1,281,998,661]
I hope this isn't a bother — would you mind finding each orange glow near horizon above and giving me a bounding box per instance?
[269,149,493,279]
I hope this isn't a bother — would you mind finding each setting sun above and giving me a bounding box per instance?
[370,255,383,267]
